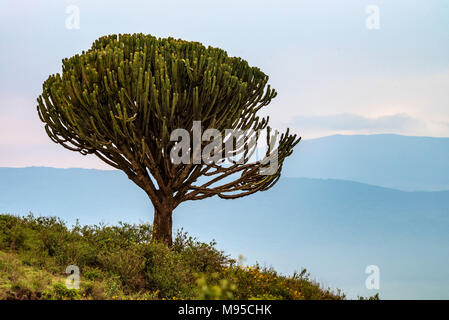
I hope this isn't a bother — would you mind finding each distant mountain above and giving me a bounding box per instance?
[0,167,448,299]
[283,134,449,191]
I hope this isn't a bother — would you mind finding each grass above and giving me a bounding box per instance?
[0,213,349,300]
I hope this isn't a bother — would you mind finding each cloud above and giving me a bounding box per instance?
[290,113,426,132]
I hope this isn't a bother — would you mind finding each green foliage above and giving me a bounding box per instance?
[172,229,232,273]
[144,241,192,298]
[36,34,299,188]
[83,267,102,281]
[48,282,80,300]
[206,264,344,300]
[0,214,348,300]
[359,293,380,300]
[196,273,237,300]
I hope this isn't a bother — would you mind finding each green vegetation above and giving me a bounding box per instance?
[0,214,344,300]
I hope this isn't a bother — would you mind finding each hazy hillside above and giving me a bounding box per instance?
[283,134,449,191]
[1,167,448,299]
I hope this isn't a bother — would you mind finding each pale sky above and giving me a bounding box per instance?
[0,0,448,168]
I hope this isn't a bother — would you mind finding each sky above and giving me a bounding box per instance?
[0,0,448,168]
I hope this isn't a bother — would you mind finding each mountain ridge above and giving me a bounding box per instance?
[283,133,449,191]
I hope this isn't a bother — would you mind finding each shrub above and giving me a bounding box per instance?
[98,247,146,291]
[0,214,347,300]
[173,229,234,273]
[144,241,194,299]
[48,282,80,300]
[80,280,105,299]
[83,267,103,281]
[196,273,236,300]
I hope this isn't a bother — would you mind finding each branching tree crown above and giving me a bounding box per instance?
[37,33,300,245]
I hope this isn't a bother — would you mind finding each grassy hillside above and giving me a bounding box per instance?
[0,214,347,300]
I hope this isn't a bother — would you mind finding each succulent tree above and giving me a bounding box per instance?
[37,33,300,245]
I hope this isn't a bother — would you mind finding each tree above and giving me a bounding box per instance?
[37,33,300,245]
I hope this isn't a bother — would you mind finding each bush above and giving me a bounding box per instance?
[98,247,146,291]
[144,241,193,299]
[173,229,234,273]
[0,214,348,300]
[196,273,236,300]
[48,283,80,300]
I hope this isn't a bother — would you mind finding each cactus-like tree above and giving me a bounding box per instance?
[37,34,300,245]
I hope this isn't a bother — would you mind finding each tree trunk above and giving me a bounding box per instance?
[152,207,173,246]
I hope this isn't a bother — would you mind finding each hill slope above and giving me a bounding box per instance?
[0,214,344,300]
